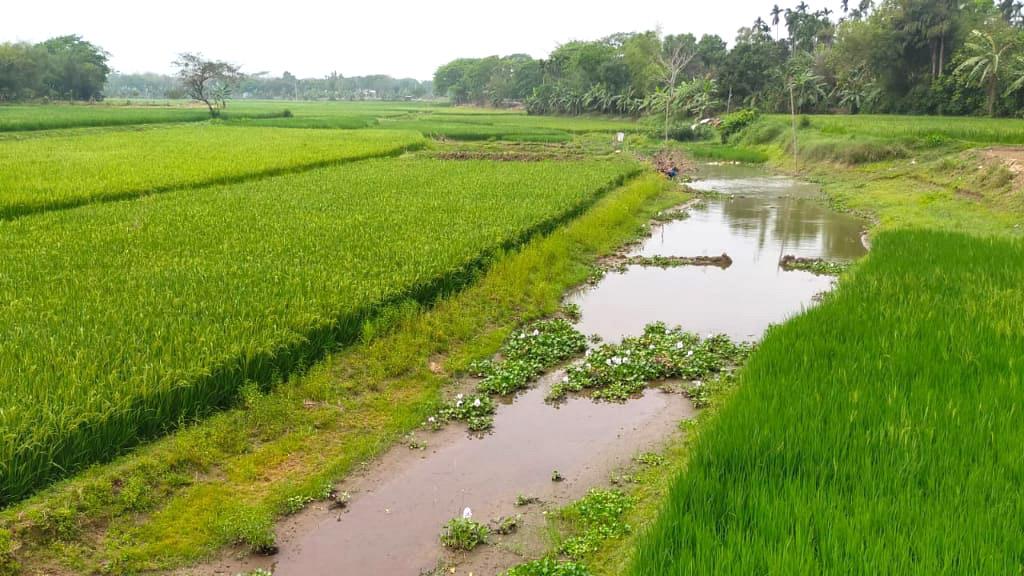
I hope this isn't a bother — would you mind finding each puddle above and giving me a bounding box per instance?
[200,372,692,576]
[570,164,867,342]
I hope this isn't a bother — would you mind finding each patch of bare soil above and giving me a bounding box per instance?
[980,147,1024,189]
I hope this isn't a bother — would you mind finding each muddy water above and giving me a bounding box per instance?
[217,372,691,576]
[570,164,867,342]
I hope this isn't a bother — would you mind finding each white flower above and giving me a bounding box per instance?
[687,350,694,357]
[562,375,570,382]
[456,393,464,400]
[606,358,613,366]
[675,342,684,350]
[473,398,482,408]
[428,416,436,423]
[463,507,473,519]
[693,380,703,388]
[456,400,463,407]
[532,329,540,337]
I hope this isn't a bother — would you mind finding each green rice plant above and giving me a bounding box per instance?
[787,113,1024,145]
[0,156,640,505]
[630,230,1024,575]
[0,125,425,219]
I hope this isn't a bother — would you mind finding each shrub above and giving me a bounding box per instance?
[718,108,759,143]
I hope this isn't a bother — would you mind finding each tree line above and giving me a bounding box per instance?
[0,36,110,101]
[106,71,433,102]
[1,35,432,103]
[433,0,1024,117]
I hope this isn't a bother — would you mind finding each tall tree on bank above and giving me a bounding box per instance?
[173,53,242,117]
[656,34,697,141]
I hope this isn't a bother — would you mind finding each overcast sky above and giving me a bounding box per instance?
[5,0,843,81]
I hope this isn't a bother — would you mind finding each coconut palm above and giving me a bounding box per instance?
[955,29,1016,116]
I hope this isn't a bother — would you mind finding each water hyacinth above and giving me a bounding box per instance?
[475,319,588,396]
[547,322,751,402]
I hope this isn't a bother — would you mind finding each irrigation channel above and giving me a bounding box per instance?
[200,164,867,576]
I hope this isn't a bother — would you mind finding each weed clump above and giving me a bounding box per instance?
[557,489,632,560]
[548,323,750,402]
[440,516,490,551]
[506,557,591,576]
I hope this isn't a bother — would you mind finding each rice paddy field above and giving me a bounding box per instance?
[0,147,637,503]
[0,104,212,131]
[0,125,425,218]
[765,113,1024,145]
[1,100,1023,575]
[629,230,1024,574]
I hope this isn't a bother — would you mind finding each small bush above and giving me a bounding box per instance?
[719,108,759,143]
[281,109,293,118]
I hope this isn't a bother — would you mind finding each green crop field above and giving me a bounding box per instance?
[0,155,638,504]
[629,230,1024,575]
[765,113,1024,146]
[0,104,212,131]
[0,125,425,218]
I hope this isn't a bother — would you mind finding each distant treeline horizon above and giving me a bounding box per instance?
[433,0,1024,118]
[0,35,434,102]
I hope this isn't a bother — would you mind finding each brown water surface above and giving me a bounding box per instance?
[569,164,867,341]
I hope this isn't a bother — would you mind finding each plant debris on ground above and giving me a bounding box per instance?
[779,255,851,276]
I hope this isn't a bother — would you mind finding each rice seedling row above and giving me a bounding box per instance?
[0,156,640,504]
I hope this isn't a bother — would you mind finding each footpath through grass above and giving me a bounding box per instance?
[0,174,680,575]
[630,229,1024,574]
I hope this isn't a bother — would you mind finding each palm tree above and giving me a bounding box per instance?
[1003,54,1024,98]
[796,1,810,14]
[841,0,850,13]
[955,29,1015,116]
[771,5,783,39]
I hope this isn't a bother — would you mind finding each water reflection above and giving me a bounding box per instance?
[571,164,867,342]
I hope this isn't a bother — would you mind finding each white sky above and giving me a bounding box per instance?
[4,0,842,81]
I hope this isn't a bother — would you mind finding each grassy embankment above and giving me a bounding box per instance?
[0,170,683,574]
